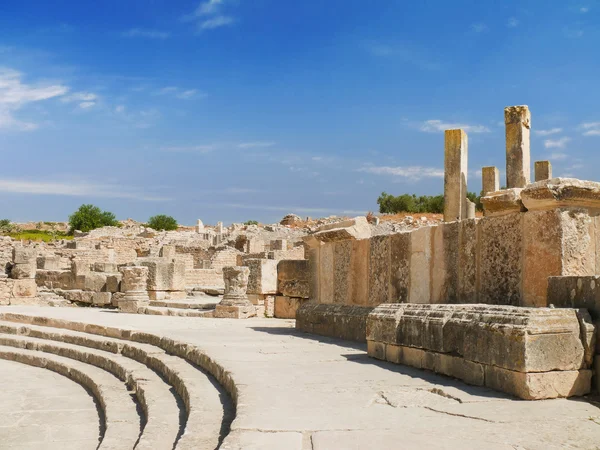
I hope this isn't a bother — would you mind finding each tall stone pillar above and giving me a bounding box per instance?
[118,266,150,313]
[505,105,531,188]
[534,161,552,182]
[214,266,256,319]
[482,166,500,195]
[444,129,468,222]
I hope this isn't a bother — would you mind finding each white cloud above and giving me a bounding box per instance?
[544,137,571,148]
[580,6,590,13]
[121,28,170,39]
[184,0,236,31]
[507,17,519,27]
[358,165,444,181]
[79,101,96,109]
[237,142,275,149]
[156,86,204,99]
[115,105,125,113]
[177,89,201,99]
[579,121,600,136]
[199,16,235,30]
[61,91,98,109]
[0,178,168,201]
[420,119,490,134]
[549,152,568,161]
[0,69,68,131]
[471,23,489,33]
[534,127,562,136]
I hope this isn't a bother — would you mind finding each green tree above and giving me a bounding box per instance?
[147,214,178,231]
[244,220,259,226]
[68,204,119,233]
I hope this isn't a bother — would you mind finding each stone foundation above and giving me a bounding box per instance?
[296,303,375,342]
[366,304,594,400]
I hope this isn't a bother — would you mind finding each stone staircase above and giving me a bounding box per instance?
[140,296,218,317]
[0,312,234,449]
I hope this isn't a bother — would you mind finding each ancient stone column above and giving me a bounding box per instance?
[466,199,476,219]
[534,161,552,182]
[196,219,205,233]
[118,266,150,313]
[216,221,224,233]
[505,105,531,188]
[444,129,468,222]
[214,266,256,319]
[482,166,500,195]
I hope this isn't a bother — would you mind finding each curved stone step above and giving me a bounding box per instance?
[0,317,229,450]
[0,331,181,450]
[140,306,214,317]
[0,345,141,450]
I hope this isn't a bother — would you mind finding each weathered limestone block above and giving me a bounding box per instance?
[319,243,334,304]
[481,188,526,217]
[271,239,287,251]
[333,240,351,304]
[521,178,600,211]
[11,263,36,279]
[409,227,432,304]
[523,209,596,307]
[458,219,478,303]
[118,266,150,313]
[215,266,255,319]
[93,262,118,273]
[92,292,112,306]
[84,272,109,292]
[140,259,186,292]
[312,217,371,243]
[444,129,468,222]
[535,161,552,182]
[479,213,523,306]
[296,303,375,342]
[60,289,95,304]
[466,199,476,219]
[368,235,390,306]
[71,260,91,276]
[367,304,594,399]
[277,260,309,298]
[389,232,411,303]
[159,245,176,260]
[505,105,531,189]
[245,259,278,295]
[431,222,459,303]
[12,248,36,265]
[307,244,320,302]
[37,256,60,271]
[348,239,371,306]
[274,296,306,319]
[482,166,500,195]
[11,279,37,299]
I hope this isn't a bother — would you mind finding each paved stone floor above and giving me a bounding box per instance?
[0,358,101,450]
[2,306,600,449]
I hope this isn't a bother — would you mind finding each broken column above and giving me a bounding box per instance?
[118,266,150,313]
[535,161,552,182]
[214,266,256,319]
[482,166,500,195]
[444,129,468,222]
[196,219,205,233]
[505,105,531,188]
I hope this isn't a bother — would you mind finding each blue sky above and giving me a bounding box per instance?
[0,0,599,225]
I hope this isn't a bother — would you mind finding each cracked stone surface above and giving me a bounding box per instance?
[0,358,101,450]
[2,306,600,450]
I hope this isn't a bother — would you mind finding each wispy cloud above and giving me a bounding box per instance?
[534,127,562,136]
[544,136,571,148]
[121,28,170,39]
[580,6,590,13]
[221,202,365,216]
[0,68,68,131]
[549,152,568,161]
[156,86,204,99]
[507,17,519,28]
[358,165,444,181]
[183,0,236,31]
[471,23,489,33]
[0,178,168,201]
[579,122,600,136]
[61,91,98,109]
[420,119,490,134]
[237,142,276,149]
[363,41,441,71]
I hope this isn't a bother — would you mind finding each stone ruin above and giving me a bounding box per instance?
[0,104,599,403]
[296,105,600,400]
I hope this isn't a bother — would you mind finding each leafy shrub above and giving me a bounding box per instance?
[377,192,482,214]
[244,220,259,226]
[147,214,178,231]
[68,204,119,233]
